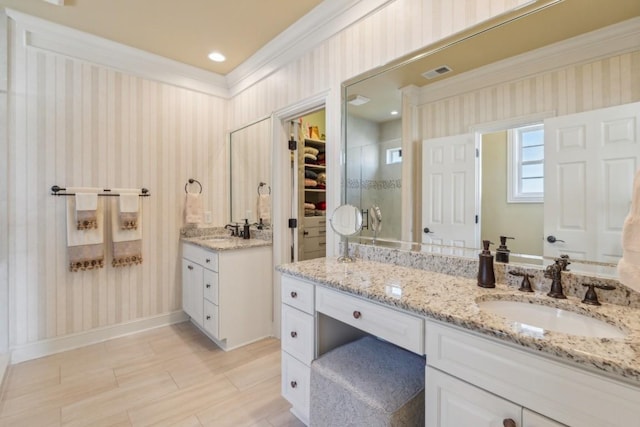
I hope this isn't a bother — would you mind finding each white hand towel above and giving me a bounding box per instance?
[257,194,271,225]
[617,169,640,293]
[118,193,140,230]
[75,192,99,230]
[111,198,143,267]
[184,193,204,224]
[66,190,104,271]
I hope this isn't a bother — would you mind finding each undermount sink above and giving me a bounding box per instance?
[477,300,627,339]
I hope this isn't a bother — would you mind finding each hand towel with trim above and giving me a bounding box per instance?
[257,193,271,225]
[75,192,99,230]
[184,193,204,224]
[66,187,104,272]
[118,193,139,230]
[111,193,143,267]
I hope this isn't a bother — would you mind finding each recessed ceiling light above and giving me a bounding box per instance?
[390,110,399,115]
[208,52,226,62]
[347,94,370,106]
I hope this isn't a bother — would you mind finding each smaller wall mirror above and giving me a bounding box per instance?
[229,118,272,224]
[330,204,363,262]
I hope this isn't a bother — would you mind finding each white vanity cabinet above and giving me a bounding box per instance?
[425,320,637,427]
[181,242,272,350]
[280,275,316,425]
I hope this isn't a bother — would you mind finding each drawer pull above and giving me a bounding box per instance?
[503,419,516,427]
[290,331,297,338]
[206,315,211,320]
[187,265,194,270]
[205,258,211,263]
[206,284,211,288]
[353,310,361,319]
[290,380,297,388]
[290,291,298,298]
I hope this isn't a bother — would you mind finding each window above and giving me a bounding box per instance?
[508,124,544,203]
[386,147,402,164]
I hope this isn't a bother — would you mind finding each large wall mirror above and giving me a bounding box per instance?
[229,117,272,224]
[344,0,640,276]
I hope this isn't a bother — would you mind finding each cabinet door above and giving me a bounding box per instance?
[181,258,203,326]
[523,409,566,427]
[427,367,521,427]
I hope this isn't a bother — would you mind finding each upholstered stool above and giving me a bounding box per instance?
[309,335,425,427]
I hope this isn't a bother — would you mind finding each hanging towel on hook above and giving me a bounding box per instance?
[66,188,104,272]
[184,193,204,224]
[257,193,271,225]
[111,190,143,267]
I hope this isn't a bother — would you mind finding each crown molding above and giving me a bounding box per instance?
[4,0,394,99]
[419,17,640,105]
[225,0,394,97]
[5,9,230,98]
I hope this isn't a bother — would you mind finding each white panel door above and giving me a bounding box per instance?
[181,259,203,327]
[426,368,521,427]
[422,134,477,251]
[544,102,640,263]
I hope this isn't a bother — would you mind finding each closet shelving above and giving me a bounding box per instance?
[299,137,327,260]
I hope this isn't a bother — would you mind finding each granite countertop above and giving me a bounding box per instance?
[276,257,640,385]
[182,235,272,251]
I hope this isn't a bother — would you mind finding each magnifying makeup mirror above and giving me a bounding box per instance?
[330,204,363,262]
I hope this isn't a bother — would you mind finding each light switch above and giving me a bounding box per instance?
[204,211,212,223]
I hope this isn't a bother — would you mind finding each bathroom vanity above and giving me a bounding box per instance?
[277,257,640,427]
[181,236,272,350]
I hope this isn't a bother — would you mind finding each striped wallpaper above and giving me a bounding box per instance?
[418,51,640,139]
[5,0,530,353]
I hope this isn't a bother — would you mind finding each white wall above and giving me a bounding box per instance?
[2,0,532,358]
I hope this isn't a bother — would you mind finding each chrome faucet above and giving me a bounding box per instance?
[544,255,570,299]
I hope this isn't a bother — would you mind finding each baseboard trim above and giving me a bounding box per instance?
[10,311,188,364]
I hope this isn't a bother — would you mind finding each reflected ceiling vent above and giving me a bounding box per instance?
[347,94,370,106]
[422,65,452,80]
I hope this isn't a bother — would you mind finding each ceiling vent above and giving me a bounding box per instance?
[422,65,452,80]
[347,94,370,106]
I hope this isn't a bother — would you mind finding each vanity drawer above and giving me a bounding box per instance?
[304,226,326,238]
[316,287,424,355]
[203,269,218,304]
[304,216,326,228]
[303,236,326,252]
[282,352,310,422]
[203,299,219,339]
[282,276,314,314]
[182,243,218,271]
[282,304,314,365]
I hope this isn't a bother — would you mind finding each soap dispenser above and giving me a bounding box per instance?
[243,219,251,240]
[495,236,514,263]
[478,240,496,288]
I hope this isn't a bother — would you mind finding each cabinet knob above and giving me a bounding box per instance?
[353,310,361,319]
[503,419,516,427]
[206,315,211,320]
[290,331,297,338]
[290,380,297,388]
[206,284,211,288]
[187,265,194,270]
[290,291,298,298]
[205,258,211,263]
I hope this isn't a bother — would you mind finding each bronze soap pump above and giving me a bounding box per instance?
[477,240,496,288]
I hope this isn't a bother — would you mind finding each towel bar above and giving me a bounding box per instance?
[51,186,150,197]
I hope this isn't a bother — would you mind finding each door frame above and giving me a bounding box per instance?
[271,90,330,338]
